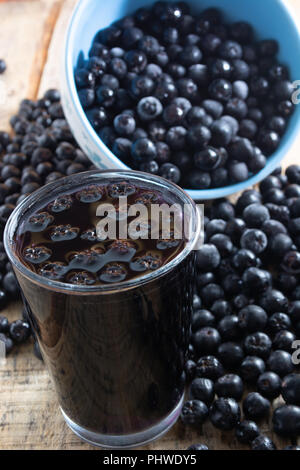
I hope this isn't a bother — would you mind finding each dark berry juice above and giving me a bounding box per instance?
[14,181,186,286]
[5,170,200,448]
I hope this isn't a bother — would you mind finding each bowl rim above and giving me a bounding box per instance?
[63,0,300,200]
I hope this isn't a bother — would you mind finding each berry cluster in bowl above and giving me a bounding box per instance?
[74,1,295,190]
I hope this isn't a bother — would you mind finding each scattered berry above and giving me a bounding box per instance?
[0,59,6,74]
[209,397,241,430]
[273,405,300,437]
[9,320,31,343]
[251,435,276,450]
[181,400,208,426]
[235,420,260,445]
[243,392,271,420]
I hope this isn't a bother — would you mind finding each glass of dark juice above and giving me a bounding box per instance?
[4,170,201,448]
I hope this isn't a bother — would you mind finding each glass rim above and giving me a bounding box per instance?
[4,169,201,294]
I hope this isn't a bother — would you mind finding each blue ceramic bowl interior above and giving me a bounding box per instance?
[62,0,300,200]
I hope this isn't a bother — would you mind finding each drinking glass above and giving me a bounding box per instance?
[4,170,201,448]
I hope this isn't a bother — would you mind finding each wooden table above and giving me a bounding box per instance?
[0,0,299,451]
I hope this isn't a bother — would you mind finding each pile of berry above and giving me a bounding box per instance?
[75,1,295,189]
[0,89,97,358]
[183,165,300,450]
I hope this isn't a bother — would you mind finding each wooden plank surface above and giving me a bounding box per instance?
[0,0,299,450]
[0,0,63,130]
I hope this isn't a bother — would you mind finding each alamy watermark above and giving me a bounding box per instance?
[292,340,300,365]
[292,80,300,104]
[94,197,204,250]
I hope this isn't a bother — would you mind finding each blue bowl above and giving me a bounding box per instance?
[61,0,300,200]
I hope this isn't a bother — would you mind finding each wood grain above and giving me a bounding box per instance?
[0,0,299,450]
[27,0,62,100]
[0,0,64,131]
[38,0,77,97]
